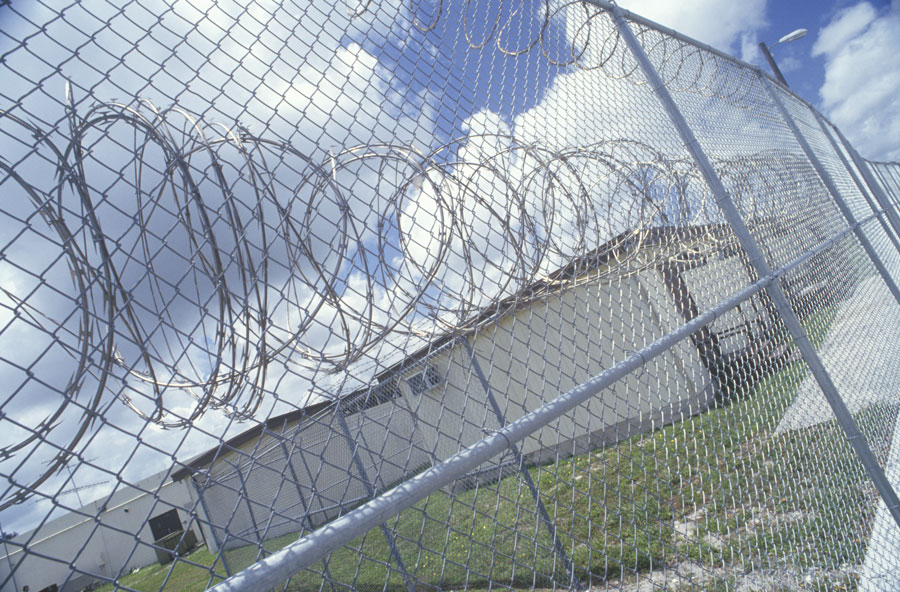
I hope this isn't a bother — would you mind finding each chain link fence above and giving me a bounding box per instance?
[2,0,900,590]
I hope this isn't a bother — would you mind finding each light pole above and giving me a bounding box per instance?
[758,28,807,87]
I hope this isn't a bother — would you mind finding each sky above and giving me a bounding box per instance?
[1,0,899,542]
[618,0,900,161]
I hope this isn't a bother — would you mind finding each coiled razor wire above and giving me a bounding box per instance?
[0,89,827,511]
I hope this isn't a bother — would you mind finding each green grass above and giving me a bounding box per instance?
[100,303,883,591]
[93,546,227,592]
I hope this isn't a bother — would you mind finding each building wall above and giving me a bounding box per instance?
[680,255,765,356]
[425,266,716,469]
[0,245,771,587]
[1,471,196,592]
[194,396,432,550]
[185,248,755,554]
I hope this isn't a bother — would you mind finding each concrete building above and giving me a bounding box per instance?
[170,226,788,557]
[0,468,205,592]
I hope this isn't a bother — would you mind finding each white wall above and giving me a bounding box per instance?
[193,396,432,551]
[411,265,716,469]
[181,249,751,556]
[1,470,197,592]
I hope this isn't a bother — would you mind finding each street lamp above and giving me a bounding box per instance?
[758,28,808,87]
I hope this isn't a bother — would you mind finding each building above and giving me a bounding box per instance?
[0,468,205,592]
[169,225,792,559]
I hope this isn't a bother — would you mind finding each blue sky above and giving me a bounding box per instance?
[764,0,893,101]
[618,0,900,160]
[764,0,847,100]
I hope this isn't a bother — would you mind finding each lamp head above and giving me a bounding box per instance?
[777,29,808,44]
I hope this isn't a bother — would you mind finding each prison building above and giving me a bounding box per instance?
[0,469,202,592]
[169,225,797,555]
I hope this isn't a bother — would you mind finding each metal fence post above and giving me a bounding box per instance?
[277,439,338,589]
[606,2,900,531]
[882,164,900,196]
[0,519,20,592]
[335,408,417,592]
[888,166,900,199]
[232,464,263,546]
[191,476,232,577]
[462,338,578,589]
[757,76,900,307]
[888,166,900,201]
[829,127,900,241]
[812,114,900,257]
[888,166,900,202]
[873,164,900,205]
[867,164,896,204]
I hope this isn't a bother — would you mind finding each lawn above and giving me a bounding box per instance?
[93,546,227,592]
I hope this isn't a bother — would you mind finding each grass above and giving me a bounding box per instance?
[99,303,886,591]
[93,546,227,592]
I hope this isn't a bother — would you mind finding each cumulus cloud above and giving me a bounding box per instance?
[813,2,878,56]
[813,1,900,161]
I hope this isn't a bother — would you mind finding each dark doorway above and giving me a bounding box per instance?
[148,509,181,540]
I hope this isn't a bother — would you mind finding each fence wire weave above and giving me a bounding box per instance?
[2,0,900,591]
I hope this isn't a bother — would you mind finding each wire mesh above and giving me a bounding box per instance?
[2,0,900,591]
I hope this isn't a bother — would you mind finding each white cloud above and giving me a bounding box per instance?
[812,2,878,57]
[616,0,767,52]
[775,55,803,75]
[813,1,900,161]
[739,31,762,64]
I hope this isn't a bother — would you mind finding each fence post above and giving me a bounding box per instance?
[607,3,900,531]
[190,476,232,576]
[888,166,900,199]
[873,164,900,205]
[0,519,20,592]
[335,408,417,592]
[232,464,264,546]
[462,337,578,589]
[812,114,900,257]
[889,166,900,201]
[867,164,895,203]
[888,166,900,201]
[277,439,337,589]
[756,76,900,307]
[828,127,900,242]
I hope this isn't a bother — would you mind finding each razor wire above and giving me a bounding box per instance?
[0,98,822,509]
[2,0,900,591]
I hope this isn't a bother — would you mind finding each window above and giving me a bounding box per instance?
[341,380,402,415]
[405,365,443,395]
[372,380,402,405]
